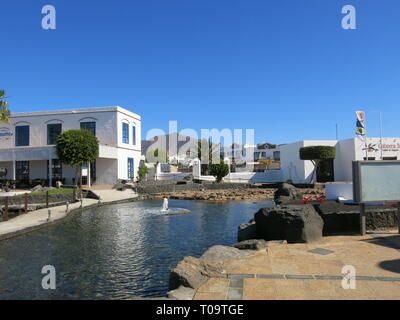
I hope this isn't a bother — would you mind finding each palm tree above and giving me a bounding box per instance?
[0,90,11,124]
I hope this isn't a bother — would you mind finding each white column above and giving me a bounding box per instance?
[11,150,16,180]
[192,158,201,179]
[11,160,16,180]
[87,162,91,188]
[48,157,53,187]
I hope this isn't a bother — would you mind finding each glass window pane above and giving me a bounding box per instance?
[80,122,96,136]
[47,124,62,145]
[123,123,129,144]
[15,126,30,146]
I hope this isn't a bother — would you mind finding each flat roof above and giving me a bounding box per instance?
[10,106,141,121]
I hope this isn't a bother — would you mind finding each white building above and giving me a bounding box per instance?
[0,106,141,186]
[279,137,400,184]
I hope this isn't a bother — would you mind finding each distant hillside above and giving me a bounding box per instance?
[141,133,199,156]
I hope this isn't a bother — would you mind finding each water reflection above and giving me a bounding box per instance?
[0,199,273,299]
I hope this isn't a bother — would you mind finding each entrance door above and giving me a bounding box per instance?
[316,159,335,183]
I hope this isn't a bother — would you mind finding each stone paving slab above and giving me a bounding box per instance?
[194,233,400,300]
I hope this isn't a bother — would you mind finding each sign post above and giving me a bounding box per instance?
[360,203,366,236]
[353,160,400,236]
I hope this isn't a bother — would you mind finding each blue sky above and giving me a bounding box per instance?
[1,0,399,144]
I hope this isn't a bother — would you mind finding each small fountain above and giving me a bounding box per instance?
[160,198,191,216]
[161,198,169,212]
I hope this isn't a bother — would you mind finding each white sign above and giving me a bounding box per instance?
[353,161,400,202]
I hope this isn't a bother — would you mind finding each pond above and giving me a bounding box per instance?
[0,199,273,299]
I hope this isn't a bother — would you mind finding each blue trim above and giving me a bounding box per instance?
[127,158,134,179]
[122,123,129,144]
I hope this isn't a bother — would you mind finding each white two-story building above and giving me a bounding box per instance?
[0,106,141,186]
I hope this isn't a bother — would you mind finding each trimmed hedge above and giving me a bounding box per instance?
[299,146,336,161]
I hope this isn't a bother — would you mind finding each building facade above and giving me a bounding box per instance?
[279,137,400,183]
[0,106,141,186]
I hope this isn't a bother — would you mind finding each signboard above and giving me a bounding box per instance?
[0,167,7,178]
[353,160,400,202]
[0,127,13,141]
[355,111,366,137]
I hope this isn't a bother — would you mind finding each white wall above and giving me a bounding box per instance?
[0,107,121,149]
[117,148,142,181]
[334,138,355,182]
[224,171,283,183]
[0,106,142,185]
[96,159,118,185]
[279,141,305,183]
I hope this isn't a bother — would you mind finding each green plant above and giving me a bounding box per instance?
[209,160,229,183]
[0,90,11,124]
[56,129,99,186]
[146,148,169,163]
[299,146,336,183]
[137,164,148,182]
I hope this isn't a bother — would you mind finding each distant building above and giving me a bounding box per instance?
[279,137,400,183]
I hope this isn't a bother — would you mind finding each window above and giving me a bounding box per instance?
[383,157,398,160]
[122,123,129,144]
[80,122,96,136]
[47,159,62,181]
[16,161,29,180]
[15,126,30,146]
[363,157,376,161]
[273,151,281,161]
[128,158,134,179]
[47,123,62,145]
[132,125,136,145]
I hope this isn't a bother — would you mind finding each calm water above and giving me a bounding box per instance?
[0,199,273,300]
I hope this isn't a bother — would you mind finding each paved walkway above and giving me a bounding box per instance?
[0,189,138,240]
[194,233,400,300]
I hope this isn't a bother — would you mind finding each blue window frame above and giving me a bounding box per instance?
[132,126,136,145]
[80,122,96,136]
[47,123,62,145]
[127,158,134,179]
[122,123,129,144]
[15,125,30,146]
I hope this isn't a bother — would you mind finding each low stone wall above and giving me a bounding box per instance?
[136,182,260,195]
[313,202,399,233]
[0,193,76,206]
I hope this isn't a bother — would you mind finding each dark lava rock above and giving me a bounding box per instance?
[255,204,323,243]
[237,220,257,242]
[232,239,267,250]
[274,183,303,205]
[313,201,398,234]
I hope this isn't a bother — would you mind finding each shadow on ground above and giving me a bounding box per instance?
[360,234,400,250]
[379,259,400,274]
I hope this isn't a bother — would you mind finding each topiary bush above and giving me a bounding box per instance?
[56,129,99,186]
[299,146,336,183]
[299,146,336,161]
[209,160,229,183]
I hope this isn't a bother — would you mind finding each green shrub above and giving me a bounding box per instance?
[299,146,336,161]
[209,160,229,183]
[299,146,336,183]
[138,164,148,182]
[56,129,99,185]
